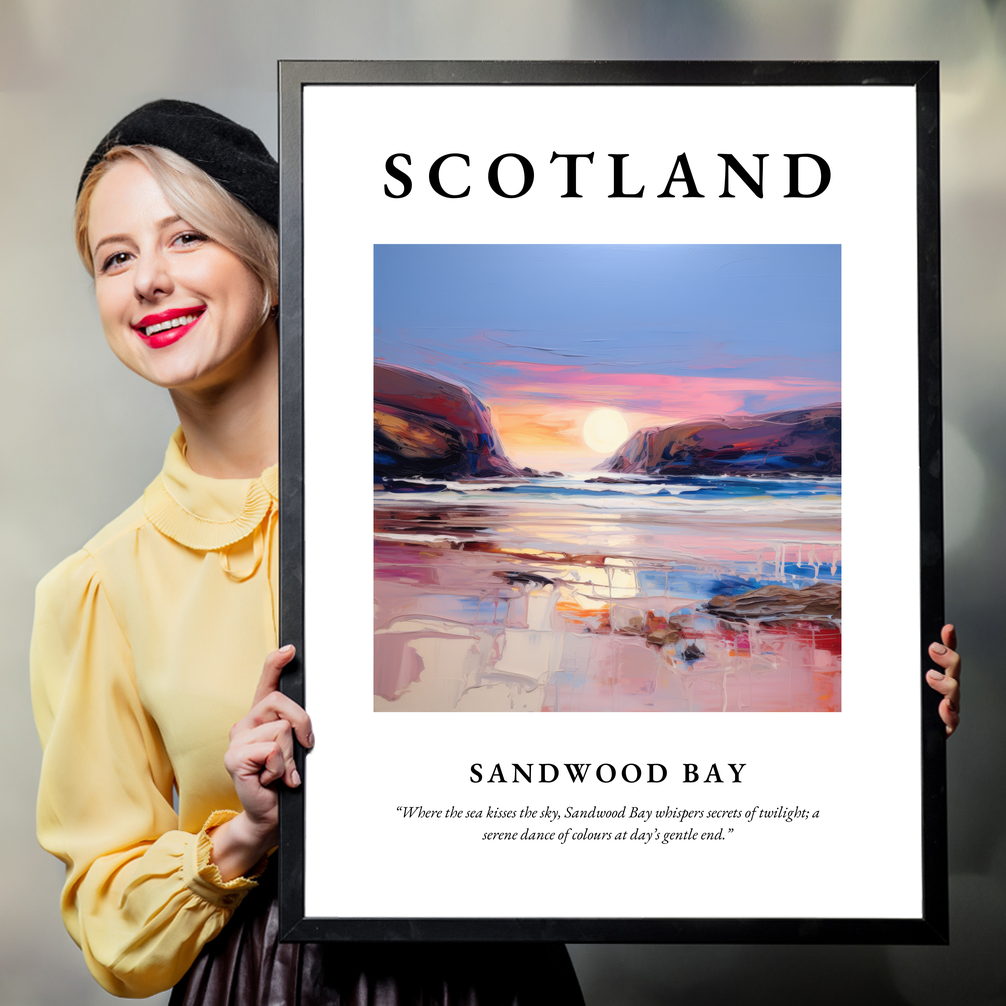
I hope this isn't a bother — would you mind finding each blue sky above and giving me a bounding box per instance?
[375,244,840,384]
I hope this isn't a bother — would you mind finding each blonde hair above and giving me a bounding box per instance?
[75,145,278,323]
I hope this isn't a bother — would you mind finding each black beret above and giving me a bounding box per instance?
[78,99,278,228]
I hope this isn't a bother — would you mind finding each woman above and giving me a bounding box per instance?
[31,100,586,1003]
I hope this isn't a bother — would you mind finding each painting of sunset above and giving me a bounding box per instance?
[374,245,841,713]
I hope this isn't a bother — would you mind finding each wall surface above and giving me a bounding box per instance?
[1,1,1003,1003]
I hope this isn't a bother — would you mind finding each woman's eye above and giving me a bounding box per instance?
[173,231,208,248]
[101,251,132,273]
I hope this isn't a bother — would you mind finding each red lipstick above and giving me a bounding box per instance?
[132,306,205,349]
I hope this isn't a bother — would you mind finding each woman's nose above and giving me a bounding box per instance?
[133,249,173,302]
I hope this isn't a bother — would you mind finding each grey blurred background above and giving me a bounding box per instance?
[1,1,1003,1003]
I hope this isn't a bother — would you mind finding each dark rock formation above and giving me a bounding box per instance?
[705,582,841,620]
[491,571,555,587]
[602,404,840,476]
[374,363,522,480]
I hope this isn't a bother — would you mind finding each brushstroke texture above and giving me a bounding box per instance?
[373,245,841,713]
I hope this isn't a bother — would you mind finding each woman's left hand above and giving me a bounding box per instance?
[926,624,960,737]
[209,645,313,881]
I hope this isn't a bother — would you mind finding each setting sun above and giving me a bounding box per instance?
[582,408,630,454]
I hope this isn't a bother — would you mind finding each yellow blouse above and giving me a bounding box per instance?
[31,429,279,998]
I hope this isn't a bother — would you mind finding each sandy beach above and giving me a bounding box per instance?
[374,477,841,713]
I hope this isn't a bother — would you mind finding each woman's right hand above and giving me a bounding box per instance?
[209,645,314,881]
[926,624,961,737]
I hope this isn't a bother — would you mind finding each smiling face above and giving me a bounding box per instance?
[87,158,272,392]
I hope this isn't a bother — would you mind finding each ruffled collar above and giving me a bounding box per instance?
[143,428,278,551]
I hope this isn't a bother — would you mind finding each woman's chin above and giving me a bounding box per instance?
[123,353,219,392]
[110,322,272,395]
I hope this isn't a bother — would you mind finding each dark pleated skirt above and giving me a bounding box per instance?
[169,869,585,1006]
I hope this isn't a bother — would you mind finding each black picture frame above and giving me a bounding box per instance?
[277,60,945,944]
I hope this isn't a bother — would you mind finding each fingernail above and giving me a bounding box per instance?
[291,768,301,787]
[307,732,315,748]
[928,670,944,679]
[931,643,947,655]
[280,644,295,654]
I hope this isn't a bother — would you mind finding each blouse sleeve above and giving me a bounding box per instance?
[31,549,262,998]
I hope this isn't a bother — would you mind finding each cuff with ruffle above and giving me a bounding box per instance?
[182,810,269,910]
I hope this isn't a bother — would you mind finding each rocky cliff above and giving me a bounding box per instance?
[603,404,840,476]
[374,363,523,480]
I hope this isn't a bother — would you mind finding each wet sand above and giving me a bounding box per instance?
[374,490,841,713]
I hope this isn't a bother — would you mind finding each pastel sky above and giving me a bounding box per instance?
[374,244,840,470]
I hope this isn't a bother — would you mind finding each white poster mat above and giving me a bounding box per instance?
[301,84,919,920]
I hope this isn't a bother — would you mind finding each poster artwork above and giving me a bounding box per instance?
[373,243,841,713]
[287,64,942,940]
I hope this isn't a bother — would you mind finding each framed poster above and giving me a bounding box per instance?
[277,61,946,943]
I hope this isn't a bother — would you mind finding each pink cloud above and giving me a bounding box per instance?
[478,361,839,418]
